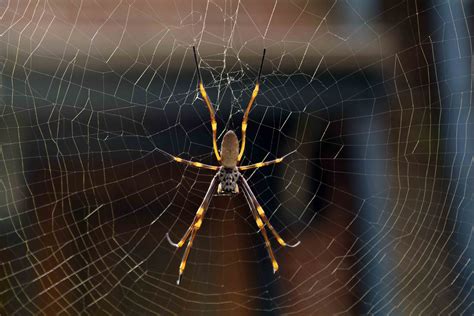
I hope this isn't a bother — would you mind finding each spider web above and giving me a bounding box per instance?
[0,0,472,314]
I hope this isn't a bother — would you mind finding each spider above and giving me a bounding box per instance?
[165,47,300,284]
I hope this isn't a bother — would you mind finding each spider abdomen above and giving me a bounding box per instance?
[217,167,240,194]
[220,130,239,168]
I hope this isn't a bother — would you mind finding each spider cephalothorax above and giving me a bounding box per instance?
[217,166,240,194]
[165,47,300,284]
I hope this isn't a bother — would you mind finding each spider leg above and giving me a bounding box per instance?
[238,49,266,162]
[238,157,283,171]
[172,156,219,171]
[239,150,296,171]
[241,180,279,273]
[193,46,221,162]
[240,177,300,248]
[153,147,219,171]
[166,175,218,284]
[177,229,198,285]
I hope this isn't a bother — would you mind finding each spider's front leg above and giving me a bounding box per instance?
[166,175,218,284]
[239,177,300,273]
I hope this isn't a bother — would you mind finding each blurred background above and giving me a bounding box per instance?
[0,0,472,315]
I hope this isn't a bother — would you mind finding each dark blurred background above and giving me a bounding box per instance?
[0,0,472,315]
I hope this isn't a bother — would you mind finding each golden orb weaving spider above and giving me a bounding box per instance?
[165,47,300,284]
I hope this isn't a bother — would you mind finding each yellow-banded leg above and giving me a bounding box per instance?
[172,156,219,171]
[251,204,280,273]
[238,49,266,162]
[238,157,284,171]
[241,180,279,273]
[153,146,219,171]
[240,177,300,249]
[193,46,221,162]
[166,175,218,284]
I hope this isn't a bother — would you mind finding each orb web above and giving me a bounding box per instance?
[0,0,472,314]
